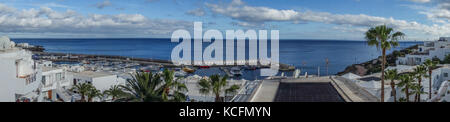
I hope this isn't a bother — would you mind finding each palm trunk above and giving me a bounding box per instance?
[380,48,386,102]
[405,86,409,102]
[215,93,221,102]
[391,80,396,102]
[428,71,432,100]
[81,95,86,102]
[418,78,422,102]
[414,93,418,102]
[165,88,170,95]
[164,87,170,101]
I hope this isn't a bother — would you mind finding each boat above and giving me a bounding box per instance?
[243,65,257,70]
[293,69,301,78]
[182,67,195,73]
[199,66,210,69]
[140,65,161,72]
[175,71,187,77]
[230,67,243,76]
[174,68,187,77]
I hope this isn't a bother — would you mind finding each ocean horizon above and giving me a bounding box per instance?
[11,38,424,42]
[12,38,422,76]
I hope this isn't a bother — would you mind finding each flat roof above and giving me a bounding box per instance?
[73,71,114,78]
[250,77,378,102]
[274,82,344,102]
[42,67,62,72]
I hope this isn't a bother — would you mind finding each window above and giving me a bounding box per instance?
[56,73,62,81]
[42,76,46,84]
[445,73,448,77]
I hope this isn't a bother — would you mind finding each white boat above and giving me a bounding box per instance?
[230,67,243,76]
[175,71,187,77]
[293,69,301,78]
[174,68,187,77]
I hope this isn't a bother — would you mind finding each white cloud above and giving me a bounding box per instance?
[0,3,192,37]
[408,0,432,3]
[231,0,245,5]
[206,2,299,22]
[230,21,263,27]
[186,8,205,16]
[205,0,450,40]
[408,0,450,22]
[96,0,112,9]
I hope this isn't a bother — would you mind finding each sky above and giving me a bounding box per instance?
[0,0,450,41]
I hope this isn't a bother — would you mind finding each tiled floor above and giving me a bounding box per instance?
[274,82,344,102]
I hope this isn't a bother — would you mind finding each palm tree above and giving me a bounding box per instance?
[119,71,188,102]
[104,85,125,101]
[86,86,102,102]
[424,59,438,99]
[120,72,165,102]
[161,69,188,102]
[413,65,427,102]
[225,84,241,102]
[398,74,414,102]
[198,78,212,101]
[198,75,240,102]
[71,83,92,102]
[410,83,427,102]
[365,25,405,102]
[385,69,399,102]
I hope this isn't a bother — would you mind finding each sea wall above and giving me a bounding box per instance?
[25,46,295,70]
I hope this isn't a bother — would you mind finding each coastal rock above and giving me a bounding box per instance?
[372,60,378,65]
[337,44,419,76]
[355,65,368,76]
[22,45,45,52]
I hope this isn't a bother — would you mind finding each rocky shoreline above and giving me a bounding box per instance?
[337,44,419,76]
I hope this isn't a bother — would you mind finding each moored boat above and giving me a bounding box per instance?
[183,67,195,73]
[230,67,242,76]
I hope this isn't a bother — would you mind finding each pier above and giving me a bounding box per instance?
[31,51,295,70]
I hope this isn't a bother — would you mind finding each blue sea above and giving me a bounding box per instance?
[13,38,421,76]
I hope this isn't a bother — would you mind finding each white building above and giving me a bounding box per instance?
[0,36,42,102]
[397,37,450,65]
[72,71,125,92]
[342,64,450,102]
[394,65,450,102]
[37,60,53,67]
[426,65,450,100]
[39,67,73,102]
[16,43,31,48]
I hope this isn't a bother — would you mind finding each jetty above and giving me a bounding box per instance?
[31,51,295,70]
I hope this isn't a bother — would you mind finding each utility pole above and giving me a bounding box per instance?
[318,66,320,77]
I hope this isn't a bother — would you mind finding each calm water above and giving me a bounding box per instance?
[13,38,421,76]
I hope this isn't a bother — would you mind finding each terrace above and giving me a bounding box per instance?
[249,77,378,102]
